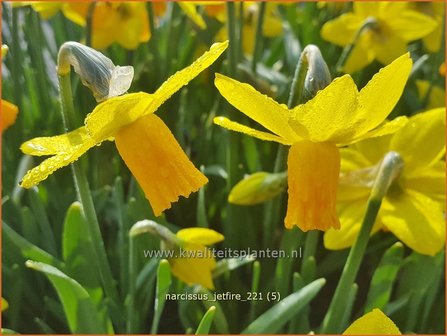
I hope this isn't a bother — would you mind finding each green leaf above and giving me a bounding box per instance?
[195,306,216,335]
[62,202,113,334]
[2,221,64,268]
[25,260,108,334]
[212,256,255,278]
[242,278,326,334]
[364,242,404,313]
[151,259,172,334]
[1,328,19,334]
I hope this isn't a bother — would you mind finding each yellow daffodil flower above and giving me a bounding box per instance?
[440,62,446,77]
[169,228,224,290]
[321,2,437,73]
[19,41,228,217]
[343,309,401,335]
[325,108,446,256]
[411,1,444,53]
[212,2,282,54]
[1,100,19,132]
[12,2,88,26]
[214,54,411,232]
[416,80,445,110]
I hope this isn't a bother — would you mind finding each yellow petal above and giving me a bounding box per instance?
[342,33,375,73]
[1,297,8,312]
[151,41,228,112]
[20,126,93,156]
[30,2,64,19]
[387,10,438,41]
[214,73,301,142]
[115,114,208,217]
[343,309,401,335]
[324,200,382,250]
[416,80,445,109]
[402,161,445,204]
[176,228,224,246]
[169,244,216,289]
[1,100,19,131]
[20,138,97,189]
[85,92,154,141]
[62,3,89,26]
[289,75,359,143]
[354,53,412,136]
[213,116,291,145]
[321,13,362,46]
[350,135,392,167]
[113,3,151,49]
[178,2,207,29]
[390,108,445,173]
[353,2,380,18]
[285,141,340,231]
[372,33,408,66]
[346,116,408,145]
[382,190,445,256]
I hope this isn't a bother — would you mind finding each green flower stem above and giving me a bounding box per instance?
[251,2,266,74]
[127,235,137,333]
[320,151,403,333]
[58,73,120,305]
[226,2,238,76]
[85,2,96,47]
[301,231,318,265]
[336,18,378,73]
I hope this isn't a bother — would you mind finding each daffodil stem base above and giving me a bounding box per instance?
[321,152,403,333]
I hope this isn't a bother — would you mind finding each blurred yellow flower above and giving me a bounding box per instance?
[440,62,446,77]
[215,54,411,232]
[19,41,228,216]
[91,2,150,50]
[412,1,445,52]
[325,108,446,256]
[343,309,400,335]
[212,2,282,54]
[1,298,8,312]
[416,80,445,110]
[321,2,437,73]
[169,228,224,290]
[1,100,19,132]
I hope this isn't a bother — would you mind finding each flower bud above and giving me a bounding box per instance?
[228,171,287,205]
[301,45,331,101]
[57,41,134,102]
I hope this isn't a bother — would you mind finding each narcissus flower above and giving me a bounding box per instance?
[1,100,19,132]
[19,41,228,217]
[214,54,411,232]
[325,108,446,256]
[411,1,445,52]
[343,309,401,335]
[321,2,437,73]
[416,80,445,110]
[169,228,224,290]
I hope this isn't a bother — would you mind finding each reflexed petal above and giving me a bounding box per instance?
[152,41,228,112]
[20,127,94,156]
[20,139,97,189]
[177,228,224,246]
[285,141,340,231]
[289,75,359,143]
[169,244,216,289]
[346,116,408,145]
[343,309,401,335]
[387,10,438,41]
[214,73,301,142]
[324,200,381,250]
[178,2,207,29]
[321,13,362,46]
[401,161,445,204]
[213,116,291,145]
[382,190,445,256]
[115,114,208,217]
[390,108,445,172]
[85,92,154,141]
[1,100,19,131]
[354,53,412,135]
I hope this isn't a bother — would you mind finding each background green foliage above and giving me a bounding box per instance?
[2,2,445,334]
